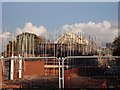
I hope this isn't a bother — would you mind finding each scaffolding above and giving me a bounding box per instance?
[1,31,117,89]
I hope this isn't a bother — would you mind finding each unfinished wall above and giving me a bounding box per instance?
[0,60,3,82]
[45,68,58,76]
[22,60,44,78]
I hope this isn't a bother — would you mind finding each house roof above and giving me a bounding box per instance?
[54,32,89,45]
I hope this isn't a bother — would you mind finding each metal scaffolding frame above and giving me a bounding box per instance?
[0,29,117,89]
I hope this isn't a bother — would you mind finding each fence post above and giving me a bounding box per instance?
[10,54,14,80]
[62,57,65,89]
[58,57,61,89]
[0,56,4,87]
[58,57,66,89]
[19,54,22,78]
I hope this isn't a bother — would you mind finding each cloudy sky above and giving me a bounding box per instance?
[1,2,118,52]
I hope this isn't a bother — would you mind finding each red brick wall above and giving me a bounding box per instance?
[0,60,3,82]
[45,68,59,76]
[13,60,19,79]
[22,60,44,78]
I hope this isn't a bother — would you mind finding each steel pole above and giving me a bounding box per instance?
[10,54,14,80]
[58,58,61,89]
[19,54,22,78]
[62,57,65,89]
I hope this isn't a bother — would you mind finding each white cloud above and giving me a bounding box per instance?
[16,22,47,37]
[0,32,10,38]
[0,21,118,49]
[0,23,47,52]
[60,20,118,46]
[0,32,11,53]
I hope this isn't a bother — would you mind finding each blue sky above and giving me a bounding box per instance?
[2,2,118,33]
[1,0,120,2]
[0,2,1,33]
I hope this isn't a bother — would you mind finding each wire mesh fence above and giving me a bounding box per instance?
[0,57,60,89]
[63,56,120,89]
[0,56,120,89]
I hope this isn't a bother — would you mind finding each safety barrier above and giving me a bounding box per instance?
[0,56,120,89]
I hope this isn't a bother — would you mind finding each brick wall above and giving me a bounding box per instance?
[22,60,44,78]
[0,60,3,83]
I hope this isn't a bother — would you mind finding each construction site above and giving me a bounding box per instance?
[0,31,120,89]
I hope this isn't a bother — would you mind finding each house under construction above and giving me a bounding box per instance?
[1,31,112,89]
[1,32,102,78]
